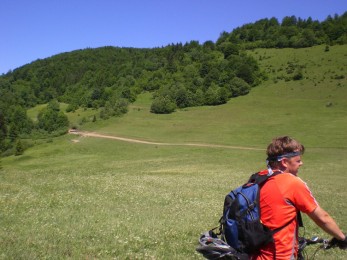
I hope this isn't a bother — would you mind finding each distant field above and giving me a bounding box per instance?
[1,45,347,259]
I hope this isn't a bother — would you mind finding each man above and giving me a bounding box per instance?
[252,136,346,259]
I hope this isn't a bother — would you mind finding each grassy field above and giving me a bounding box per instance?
[1,45,347,259]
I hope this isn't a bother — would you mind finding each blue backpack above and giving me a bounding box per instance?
[220,171,301,255]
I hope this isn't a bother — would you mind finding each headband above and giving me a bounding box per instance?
[266,151,302,162]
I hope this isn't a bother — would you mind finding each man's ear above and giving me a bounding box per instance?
[280,158,288,168]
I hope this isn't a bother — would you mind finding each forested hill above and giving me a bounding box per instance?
[0,12,346,156]
[218,12,347,49]
[1,42,261,117]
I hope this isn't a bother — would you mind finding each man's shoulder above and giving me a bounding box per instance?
[274,173,311,192]
[275,172,300,183]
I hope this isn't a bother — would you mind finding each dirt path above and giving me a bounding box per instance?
[68,130,263,151]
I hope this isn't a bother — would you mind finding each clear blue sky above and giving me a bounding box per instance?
[1,0,346,74]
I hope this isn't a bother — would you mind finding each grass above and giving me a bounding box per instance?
[2,44,347,259]
[1,137,256,259]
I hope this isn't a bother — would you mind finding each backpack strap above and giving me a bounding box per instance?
[297,211,304,228]
[247,170,282,186]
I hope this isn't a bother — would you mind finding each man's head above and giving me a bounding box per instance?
[266,136,305,175]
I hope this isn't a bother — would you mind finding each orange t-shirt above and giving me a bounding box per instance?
[252,170,318,260]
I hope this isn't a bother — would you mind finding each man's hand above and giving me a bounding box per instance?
[330,236,347,250]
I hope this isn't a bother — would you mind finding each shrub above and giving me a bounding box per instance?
[150,96,176,114]
[293,70,304,80]
[15,139,24,156]
[229,77,251,97]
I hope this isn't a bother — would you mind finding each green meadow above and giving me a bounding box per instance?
[1,45,347,259]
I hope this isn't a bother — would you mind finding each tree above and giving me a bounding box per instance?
[216,31,229,46]
[202,40,215,50]
[99,98,129,119]
[229,77,251,97]
[15,139,24,156]
[218,42,239,58]
[10,106,33,135]
[113,98,129,116]
[174,87,191,108]
[281,16,298,27]
[9,124,19,142]
[204,68,220,87]
[276,35,289,48]
[298,29,317,47]
[205,83,227,106]
[236,63,255,85]
[47,99,60,111]
[191,89,205,106]
[0,112,7,151]
[218,87,230,104]
[37,103,69,133]
[150,96,176,114]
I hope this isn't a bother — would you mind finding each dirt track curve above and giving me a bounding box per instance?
[68,130,263,151]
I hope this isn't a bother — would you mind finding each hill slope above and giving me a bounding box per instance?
[69,44,347,149]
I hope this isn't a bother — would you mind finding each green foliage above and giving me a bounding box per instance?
[65,103,78,113]
[47,99,60,111]
[14,139,24,156]
[150,96,176,114]
[100,98,129,119]
[218,42,240,58]
[293,69,304,80]
[1,40,262,116]
[205,83,228,106]
[229,77,251,97]
[9,106,33,135]
[218,12,347,49]
[0,112,7,152]
[37,101,69,133]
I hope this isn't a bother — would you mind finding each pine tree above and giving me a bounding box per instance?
[0,112,7,151]
[15,139,24,156]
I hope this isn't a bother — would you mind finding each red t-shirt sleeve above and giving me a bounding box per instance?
[292,177,318,214]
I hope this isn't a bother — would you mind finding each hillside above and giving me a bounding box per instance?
[61,45,346,150]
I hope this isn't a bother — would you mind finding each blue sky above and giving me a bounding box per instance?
[1,0,346,74]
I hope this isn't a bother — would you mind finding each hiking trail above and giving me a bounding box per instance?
[68,129,263,151]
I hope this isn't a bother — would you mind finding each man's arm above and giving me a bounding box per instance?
[307,206,345,240]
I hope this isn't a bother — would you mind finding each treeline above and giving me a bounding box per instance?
[2,43,259,110]
[217,12,347,49]
[1,12,346,156]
